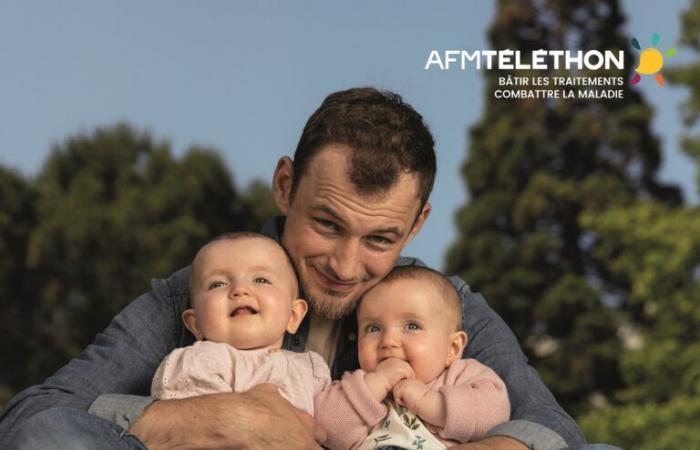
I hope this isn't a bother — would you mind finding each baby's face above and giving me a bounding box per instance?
[357,277,463,383]
[187,237,304,349]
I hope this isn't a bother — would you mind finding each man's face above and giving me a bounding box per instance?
[273,145,430,320]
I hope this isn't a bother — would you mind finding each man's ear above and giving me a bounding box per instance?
[286,299,309,334]
[405,201,431,246]
[446,330,468,367]
[182,308,203,340]
[272,156,294,215]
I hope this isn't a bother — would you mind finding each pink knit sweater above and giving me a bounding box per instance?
[152,340,331,415]
[314,359,510,449]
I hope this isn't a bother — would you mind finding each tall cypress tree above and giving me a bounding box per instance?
[446,0,681,415]
[577,3,700,443]
[669,0,700,193]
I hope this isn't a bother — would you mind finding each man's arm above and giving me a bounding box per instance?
[0,265,326,450]
[131,384,325,450]
[453,436,531,450]
[455,281,584,449]
[397,257,584,449]
[0,268,189,445]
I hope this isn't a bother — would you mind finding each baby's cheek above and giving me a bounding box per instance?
[407,341,442,381]
[357,340,377,372]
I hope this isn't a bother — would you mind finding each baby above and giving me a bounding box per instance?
[151,232,331,415]
[315,266,510,450]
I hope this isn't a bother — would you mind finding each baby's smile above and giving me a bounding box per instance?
[229,305,259,317]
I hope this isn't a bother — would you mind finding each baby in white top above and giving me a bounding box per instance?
[151,232,330,415]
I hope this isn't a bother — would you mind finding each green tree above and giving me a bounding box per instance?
[1,124,274,403]
[445,0,681,415]
[241,179,280,228]
[579,2,700,447]
[669,0,700,194]
[579,203,700,449]
[0,167,37,405]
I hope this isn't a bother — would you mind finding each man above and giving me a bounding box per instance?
[1,88,597,450]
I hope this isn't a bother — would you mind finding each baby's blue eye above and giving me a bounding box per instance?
[365,324,381,333]
[406,322,422,331]
[254,277,271,284]
[209,280,226,289]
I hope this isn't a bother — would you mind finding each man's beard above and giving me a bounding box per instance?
[299,276,359,320]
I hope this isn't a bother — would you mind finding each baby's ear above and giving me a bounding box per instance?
[446,331,468,366]
[286,299,309,334]
[182,308,203,340]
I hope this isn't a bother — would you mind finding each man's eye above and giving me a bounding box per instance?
[368,235,392,245]
[365,325,381,333]
[208,281,226,289]
[254,277,271,285]
[316,219,338,230]
[406,322,422,331]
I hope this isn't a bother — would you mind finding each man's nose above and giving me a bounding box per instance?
[328,238,362,282]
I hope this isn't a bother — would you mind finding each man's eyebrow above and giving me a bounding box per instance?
[372,226,402,237]
[311,205,345,223]
[311,205,403,237]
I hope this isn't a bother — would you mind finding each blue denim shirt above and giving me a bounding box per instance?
[0,217,585,449]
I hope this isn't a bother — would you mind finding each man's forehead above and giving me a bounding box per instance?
[305,146,420,195]
[303,149,421,210]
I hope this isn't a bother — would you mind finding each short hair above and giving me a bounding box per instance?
[188,231,299,299]
[291,87,436,211]
[373,265,463,332]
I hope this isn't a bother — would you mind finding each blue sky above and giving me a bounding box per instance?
[0,0,695,270]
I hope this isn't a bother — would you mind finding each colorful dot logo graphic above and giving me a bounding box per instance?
[630,33,676,86]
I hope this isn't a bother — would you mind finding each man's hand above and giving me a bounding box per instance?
[451,436,528,450]
[130,383,326,450]
[364,358,415,401]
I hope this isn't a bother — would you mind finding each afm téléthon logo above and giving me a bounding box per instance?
[631,33,676,86]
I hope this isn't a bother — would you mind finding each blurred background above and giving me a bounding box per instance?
[1,1,699,448]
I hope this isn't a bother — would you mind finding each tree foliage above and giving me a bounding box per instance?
[578,1,700,447]
[445,0,681,416]
[579,204,700,449]
[0,124,274,404]
[0,167,37,404]
[668,0,700,194]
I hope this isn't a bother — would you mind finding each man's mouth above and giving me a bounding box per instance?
[312,266,359,293]
[230,306,258,317]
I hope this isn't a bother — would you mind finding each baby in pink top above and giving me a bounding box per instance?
[315,266,510,450]
[151,232,330,415]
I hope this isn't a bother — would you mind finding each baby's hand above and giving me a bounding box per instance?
[393,379,446,427]
[393,378,429,413]
[364,358,414,401]
[376,358,415,389]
